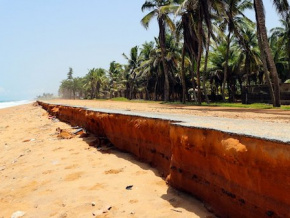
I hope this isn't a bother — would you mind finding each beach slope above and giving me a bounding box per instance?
[0,103,212,217]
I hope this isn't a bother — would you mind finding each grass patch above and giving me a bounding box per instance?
[110,97,130,102]
[90,98,290,110]
[109,97,161,104]
[282,105,290,110]
[202,102,274,109]
[165,101,290,110]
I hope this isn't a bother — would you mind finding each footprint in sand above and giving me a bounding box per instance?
[52,147,64,151]
[104,168,123,174]
[64,172,84,181]
[64,164,79,170]
[129,199,138,204]
[42,170,54,175]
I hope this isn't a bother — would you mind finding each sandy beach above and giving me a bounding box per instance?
[0,103,213,218]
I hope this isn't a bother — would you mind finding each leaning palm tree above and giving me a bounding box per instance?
[254,0,289,107]
[141,0,177,101]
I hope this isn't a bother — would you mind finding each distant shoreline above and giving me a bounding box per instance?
[0,100,34,109]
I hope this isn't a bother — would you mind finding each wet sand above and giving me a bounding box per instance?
[0,103,213,218]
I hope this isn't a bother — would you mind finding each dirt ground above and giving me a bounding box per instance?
[48,99,290,124]
[0,103,214,218]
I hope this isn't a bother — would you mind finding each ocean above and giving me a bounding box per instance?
[0,100,34,109]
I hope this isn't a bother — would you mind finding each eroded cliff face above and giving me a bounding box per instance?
[38,102,290,218]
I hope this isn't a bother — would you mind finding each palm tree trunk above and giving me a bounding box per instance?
[254,0,281,107]
[203,30,210,104]
[181,44,187,104]
[191,57,198,103]
[245,53,250,86]
[287,40,290,75]
[256,25,275,104]
[158,18,170,102]
[146,78,150,100]
[222,30,231,102]
[196,17,203,105]
[90,85,94,99]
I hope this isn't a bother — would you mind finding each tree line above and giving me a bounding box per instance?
[59,0,290,107]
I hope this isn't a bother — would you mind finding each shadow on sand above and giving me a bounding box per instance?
[81,135,214,217]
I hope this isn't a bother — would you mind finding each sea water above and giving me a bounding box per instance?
[0,100,34,109]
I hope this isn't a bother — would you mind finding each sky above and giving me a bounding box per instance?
[0,0,283,101]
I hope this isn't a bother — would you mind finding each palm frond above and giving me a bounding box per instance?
[141,1,156,12]
[163,14,176,32]
[141,10,158,29]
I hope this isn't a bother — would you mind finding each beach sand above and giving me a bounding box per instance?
[0,103,213,218]
[47,99,290,124]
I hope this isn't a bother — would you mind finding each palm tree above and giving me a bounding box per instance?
[176,1,207,104]
[236,21,261,86]
[84,68,107,99]
[141,0,177,101]
[218,0,253,101]
[137,40,163,100]
[269,28,289,82]
[270,14,290,79]
[122,46,141,99]
[175,0,225,104]
[175,6,198,103]
[108,61,125,98]
[209,36,241,98]
[72,77,83,99]
[254,0,289,107]
[137,41,156,99]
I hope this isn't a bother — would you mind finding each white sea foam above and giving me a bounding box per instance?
[0,100,34,109]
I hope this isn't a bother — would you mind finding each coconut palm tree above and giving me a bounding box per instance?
[236,21,261,86]
[122,46,142,99]
[175,0,225,104]
[208,35,241,100]
[254,0,289,107]
[269,28,289,82]
[137,41,156,99]
[108,61,125,98]
[84,68,107,99]
[270,14,290,79]
[217,0,253,101]
[71,77,84,99]
[141,0,177,101]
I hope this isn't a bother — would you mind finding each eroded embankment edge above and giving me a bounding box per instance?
[37,101,290,218]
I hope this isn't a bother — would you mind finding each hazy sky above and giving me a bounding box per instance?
[0,0,283,101]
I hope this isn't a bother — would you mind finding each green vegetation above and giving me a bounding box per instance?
[59,0,290,108]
